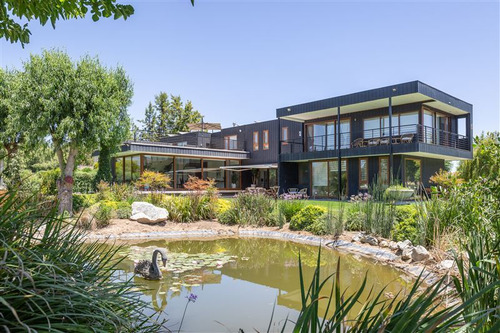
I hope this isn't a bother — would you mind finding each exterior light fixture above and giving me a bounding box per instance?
[287,108,291,112]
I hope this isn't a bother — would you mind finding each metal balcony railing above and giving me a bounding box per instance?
[280,124,470,154]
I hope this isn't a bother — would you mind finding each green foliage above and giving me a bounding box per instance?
[95,145,113,184]
[135,170,172,191]
[278,199,305,222]
[289,205,326,231]
[392,216,420,245]
[95,202,114,228]
[74,168,97,193]
[218,193,279,226]
[115,201,132,219]
[288,247,497,332]
[73,193,98,212]
[110,182,136,202]
[323,204,345,236]
[160,193,218,223]
[13,49,133,214]
[345,209,367,231]
[0,0,135,46]
[138,91,202,138]
[0,190,164,331]
[39,168,60,195]
[459,132,500,181]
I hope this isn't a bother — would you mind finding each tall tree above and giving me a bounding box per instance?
[138,102,157,141]
[14,50,133,214]
[138,92,202,137]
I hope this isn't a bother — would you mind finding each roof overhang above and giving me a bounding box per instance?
[220,163,278,172]
[278,81,472,122]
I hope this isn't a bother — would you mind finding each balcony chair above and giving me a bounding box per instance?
[351,138,365,148]
[367,138,380,146]
[288,188,299,194]
[380,137,390,145]
[401,133,414,143]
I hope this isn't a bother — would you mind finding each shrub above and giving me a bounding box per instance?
[307,219,327,235]
[344,209,366,231]
[115,201,132,219]
[96,180,113,201]
[290,205,326,231]
[216,199,231,215]
[135,170,171,191]
[110,183,136,201]
[164,196,192,223]
[183,176,216,191]
[323,204,345,236]
[39,168,59,195]
[279,200,305,221]
[74,168,97,193]
[73,193,97,212]
[218,193,278,226]
[218,206,239,225]
[95,202,113,228]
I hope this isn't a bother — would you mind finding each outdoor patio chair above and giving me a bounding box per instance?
[298,188,308,195]
[380,137,390,145]
[392,136,401,144]
[288,187,299,194]
[401,133,414,143]
[351,137,365,148]
[367,138,380,146]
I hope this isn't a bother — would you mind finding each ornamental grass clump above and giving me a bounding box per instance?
[0,190,164,331]
[218,192,278,226]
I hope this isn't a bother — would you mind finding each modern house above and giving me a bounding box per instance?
[112,81,473,198]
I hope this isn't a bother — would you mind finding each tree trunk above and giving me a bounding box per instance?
[56,147,78,216]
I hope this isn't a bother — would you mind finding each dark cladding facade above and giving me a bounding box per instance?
[112,81,473,197]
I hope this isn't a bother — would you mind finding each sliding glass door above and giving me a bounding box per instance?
[311,159,348,198]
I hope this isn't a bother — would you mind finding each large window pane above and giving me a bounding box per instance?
[423,111,435,143]
[269,169,277,187]
[203,159,225,188]
[114,157,123,183]
[379,157,389,185]
[328,160,347,198]
[405,158,421,189]
[340,120,350,148]
[313,124,326,151]
[326,123,335,150]
[312,162,328,197]
[175,157,202,188]
[144,155,174,187]
[298,163,309,186]
[359,158,368,190]
[124,157,132,182]
[400,112,418,134]
[226,160,240,189]
[364,118,380,139]
[131,156,141,181]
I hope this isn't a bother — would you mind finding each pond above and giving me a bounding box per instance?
[113,237,412,332]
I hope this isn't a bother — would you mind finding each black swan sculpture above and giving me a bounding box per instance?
[134,248,168,280]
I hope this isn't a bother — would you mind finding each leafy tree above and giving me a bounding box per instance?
[0,0,134,46]
[458,132,500,181]
[14,50,133,214]
[138,91,202,138]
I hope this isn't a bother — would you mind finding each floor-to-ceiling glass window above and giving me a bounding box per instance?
[326,122,335,150]
[203,159,225,188]
[115,157,124,183]
[399,112,419,134]
[226,160,240,189]
[379,157,389,185]
[359,158,368,190]
[340,120,350,148]
[311,161,328,197]
[269,169,277,187]
[423,111,435,144]
[404,158,421,189]
[131,156,141,181]
[175,157,202,188]
[143,155,174,187]
[124,157,132,182]
[328,160,347,198]
[363,117,380,139]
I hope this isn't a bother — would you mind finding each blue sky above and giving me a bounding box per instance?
[1,0,499,134]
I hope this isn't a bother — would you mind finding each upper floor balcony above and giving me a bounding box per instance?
[280,123,471,161]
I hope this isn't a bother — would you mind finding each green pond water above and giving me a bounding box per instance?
[113,237,413,332]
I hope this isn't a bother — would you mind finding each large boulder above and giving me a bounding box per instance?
[411,245,432,262]
[130,202,168,224]
[397,240,413,251]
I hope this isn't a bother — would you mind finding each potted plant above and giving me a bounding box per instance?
[231,172,238,189]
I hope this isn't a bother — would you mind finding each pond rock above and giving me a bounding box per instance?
[379,240,389,248]
[401,247,413,260]
[351,233,362,242]
[388,241,399,251]
[411,245,431,262]
[438,259,455,270]
[360,234,379,246]
[397,240,413,251]
[130,202,168,224]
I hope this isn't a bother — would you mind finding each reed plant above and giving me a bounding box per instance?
[0,190,164,331]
